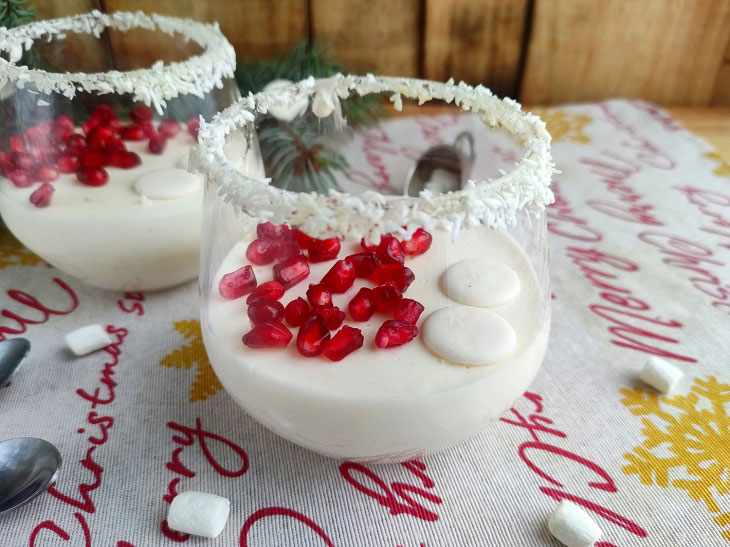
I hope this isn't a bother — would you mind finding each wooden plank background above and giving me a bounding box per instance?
[30,0,730,106]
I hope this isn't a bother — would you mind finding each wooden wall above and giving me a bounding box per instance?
[34,0,730,106]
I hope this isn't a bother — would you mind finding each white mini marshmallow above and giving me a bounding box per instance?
[548,501,602,547]
[639,356,683,394]
[167,491,230,539]
[65,325,113,356]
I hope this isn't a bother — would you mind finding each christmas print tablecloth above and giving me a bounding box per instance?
[1,100,730,546]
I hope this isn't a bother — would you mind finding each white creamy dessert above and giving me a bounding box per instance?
[202,225,549,462]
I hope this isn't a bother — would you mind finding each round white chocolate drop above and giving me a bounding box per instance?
[442,258,520,307]
[134,168,201,200]
[422,306,516,366]
[264,79,309,122]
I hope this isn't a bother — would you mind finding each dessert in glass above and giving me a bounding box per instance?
[194,75,554,462]
[0,11,238,290]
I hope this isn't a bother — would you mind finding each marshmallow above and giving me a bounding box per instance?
[548,501,602,547]
[65,325,113,356]
[263,79,308,122]
[134,168,202,200]
[639,356,683,394]
[167,491,230,538]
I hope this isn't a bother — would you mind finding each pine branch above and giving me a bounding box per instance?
[0,0,35,28]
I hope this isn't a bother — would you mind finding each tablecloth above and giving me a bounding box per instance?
[1,99,729,546]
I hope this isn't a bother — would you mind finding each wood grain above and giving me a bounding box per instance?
[310,0,421,76]
[422,0,529,96]
[711,37,730,106]
[520,0,730,106]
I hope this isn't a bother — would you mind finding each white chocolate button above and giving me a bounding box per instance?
[264,79,308,122]
[639,356,683,394]
[167,491,230,538]
[442,258,520,307]
[134,168,201,200]
[548,500,602,547]
[422,306,516,366]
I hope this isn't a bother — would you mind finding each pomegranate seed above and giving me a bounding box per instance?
[347,252,378,277]
[105,137,126,152]
[87,125,116,150]
[55,114,74,129]
[57,154,80,173]
[29,182,54,207]
[247,298,285,325]
[109,150,141,169]
[158,119,180,138]
[93,104,116,121]
[187,118,200,140]
[130,105,153,123]
[284,297,311,327]
[138,120,156,137]
[218,265,256,299]
[276,241,301,262]
[371,264,415,292]
[306,283,333,308]
[26,125,51,146]
[308,237,340,262]
[7,169,32,187]
[82,117,101,136]
[348,288,376,322]
[394,299,425,325]
[246,239,278,265]
[404,228,432,255]
[360,237,378,252]
[375,320,418,348]
[314,306,346,330]
[65,134,86,154]
[35,164,59,183]
[373,282,402,313]
[77,167,109,186]
[296,315,330,357]
[293,227,313,248]
[273,255,310,289]
[243,322,292,348]
[9,135,25,153]
[120,125,147,141]
[0,151,14,174]
[323,326,364,361]
[53,124,74,142]
[79,150,110,169]
[257,221,292,242]
[148,133,167,154]
[377,235,405,265]
[13,152,34,171]
[321,259,356,293]
[246,280,286,304]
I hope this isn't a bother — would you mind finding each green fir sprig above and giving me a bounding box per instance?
[0,0,34,29]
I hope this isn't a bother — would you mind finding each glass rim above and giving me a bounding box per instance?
[193,74,556,241]
[0,10,236,113]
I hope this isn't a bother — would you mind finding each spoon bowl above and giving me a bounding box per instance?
[0,338,30,387]
[0,437,62,516]
[403,131,476,197]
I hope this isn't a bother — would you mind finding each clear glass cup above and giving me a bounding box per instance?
[194,75,553,462]
[0,11,238,290]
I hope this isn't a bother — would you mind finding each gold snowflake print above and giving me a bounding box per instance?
[160,319,222,403]
[532,108,592,143]
[0,228,42,269]
[620,376,730,541]
[704,151,730,177]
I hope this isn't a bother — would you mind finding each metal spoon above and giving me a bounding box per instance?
[403,131,476,197]
[0,437,62,515]
[0,338,30,387]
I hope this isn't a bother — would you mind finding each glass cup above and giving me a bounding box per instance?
[0,11,238,290]
[194,75,554,462]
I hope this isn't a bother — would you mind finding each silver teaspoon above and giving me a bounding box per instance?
[0,338,30,387]
[0,437,62,516]
[403,131,475,197]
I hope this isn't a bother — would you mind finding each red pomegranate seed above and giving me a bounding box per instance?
[273,255,310,289]
[13,152,34,171]
[321,259,356,293]
[308,237,340,262]
[394,299,425,325]
[323,326,364,361]
[246,280,285,304]
[187,118,200,140]
[93,104,116,121]
[377,235,406,265]
[53,124,74,142]
[9,135,25,153]
[158,119,180,138]
[77,167,109,186]
[29,182,54,207]
[79,150,110,169]
[82,117,100,136]
[404,228,432,255]
[106,137,126,152]
[257,221,292,242]
[57,154,80,173]
[375,320,418,348]
[246,239,278,265]
[87,125,116,150]
[120,125,147,141]
[35,164,59,183]
[148,133,167,155]
[7,169,32,187]
[55,114,74,129]
[243,322,292,348]
[247,298,285,325]
[314,306,346,330]
[296,315,330,357]
[130,105,153,123]
[0,151,14,174]
[348,287,376,322]
[218,265,256,299]
[347,252,378,277]
[109,150,141,169]
[371,264,415,292]
[284,297,311,327]
[65,134,86,154]
[306,283,333,308]
[373,282,402,313]
[26,125,51,146]
[276,241,301,262]
[360,237,378,252]
[293,227,313,248]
